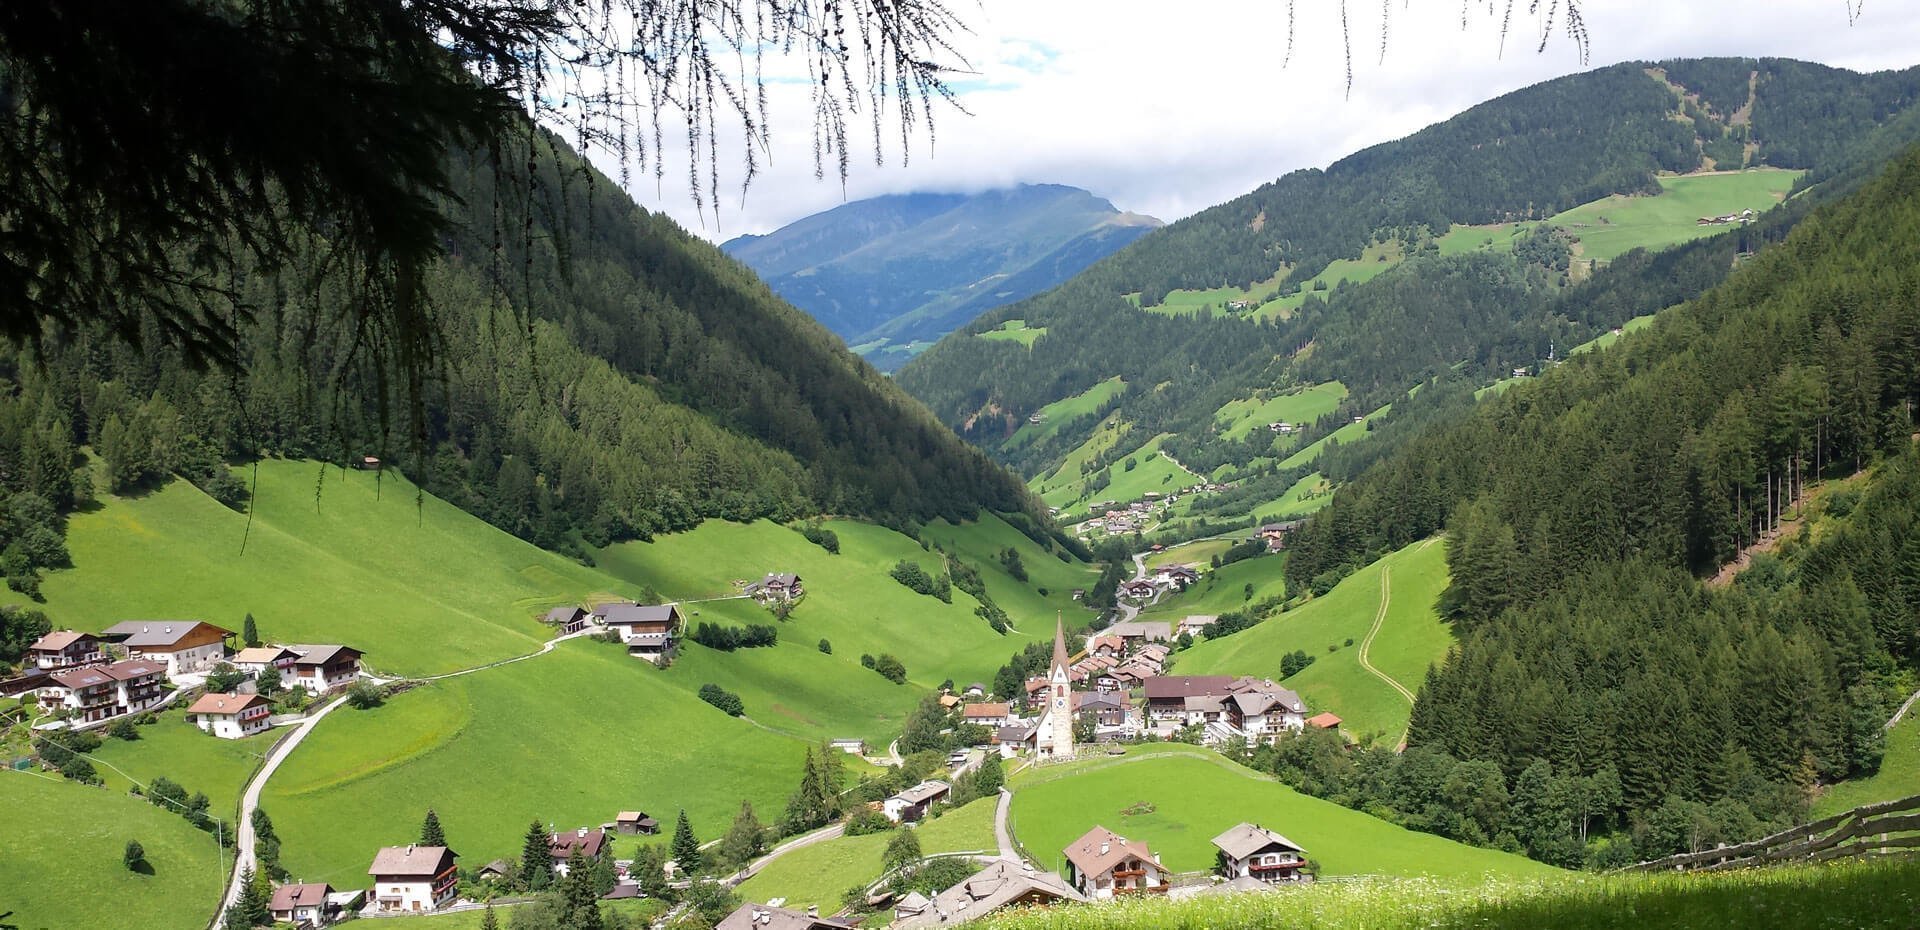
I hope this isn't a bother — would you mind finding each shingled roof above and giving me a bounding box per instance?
[1211,823,1305,860]
[1062,826,1157,879]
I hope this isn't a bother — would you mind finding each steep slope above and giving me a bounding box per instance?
[895,58,1920,516]
[723,184,1160,369]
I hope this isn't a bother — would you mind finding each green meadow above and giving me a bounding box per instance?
[1255,242,1406,319]
[978,319,1048,347]
[980,857,1920,930]
[1213,382,1347,442]
[1030,416,1132,505]
[1008,747,1553,882]
[1570,312,1657,356]
[262,639,808,884]
[1433,222,1536,256]
[1041,434,1201,517]
[1549,168,1800,261]
[1277,404,1389,470]
[1143,538,1239,572]
[922,514,1103,623]
[1007,378,1128,450]
[736,796,1000,910]
[86,711,276,818]
[1139,555,1287,623]
[405,898,665,929]
[1813,713,1920,817]
[1,773,229,930]
[41,461,628,676]
[1179,540,1451,741]
[1140,273,1288,318]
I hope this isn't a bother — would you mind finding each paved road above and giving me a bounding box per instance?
[728,821,847,885]
[992,788,1020,862]
[215,694,350,925]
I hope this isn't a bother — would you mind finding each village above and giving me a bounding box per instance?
[1,541,1349,930]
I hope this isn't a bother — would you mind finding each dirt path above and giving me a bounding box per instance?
[1708,470,1865,589]
[1357,566,1417,706]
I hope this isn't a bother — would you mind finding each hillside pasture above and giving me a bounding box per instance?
[1813,712,1920,817]
[1277,404,1389,470]
[40,461,628,676]
[0,773,228,930]
[1007,377,1127,449]
[1139,554,1287,623]
[1256,242,1407,319]
[735,796,999,910]
[262,640,808,884]
[1009,748,1554,882]
[1141,272,1288,318]
[1549,168,1800,262]
[1178,540,1450,742]
[1213,382,1348,442]
[86,711,276,818]
[978,319,1047,347]
[1433,222,1535,256]
[921,513,1102,624]
[1041,433,1202,518]
[1030,416,1132,504]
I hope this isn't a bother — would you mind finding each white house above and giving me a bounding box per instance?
[961,702,1012,729]
[368,845,458,913]
[230,646,299,678]
[26,630,104,670]
[269,882,339,926]
[286,645,363,694]
[40,659,168,724]
[103,620,232,678]
[1211,823,1309,884]
[187,692,273,739]
[1062,826,1169,900]
[882,780,950,823]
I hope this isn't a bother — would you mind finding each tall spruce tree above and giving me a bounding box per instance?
[518,820,551,891]
[671,810,702,875]
[241,614,260,648]
[420,809,446,847]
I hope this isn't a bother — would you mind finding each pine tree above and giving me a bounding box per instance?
[242,613,260,648]
[814,742,845,818]
[519,820,551,891]
[559,848,605,930]
[718,800,767,871]
[479,903,500,930]
[420,808,446,847]
[782,749,828,832]
[252,808,282,877]
[972,752,1004,796]
[671,809,702,875]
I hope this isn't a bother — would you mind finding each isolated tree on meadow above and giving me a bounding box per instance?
[718,800,768,871]
[123,839,145,872]
[518,820,551,891]
[241,614,260,648]
[419,808,446,847]
[479,903,500,930]
[882,828,922,877]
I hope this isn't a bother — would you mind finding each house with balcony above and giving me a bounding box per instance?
[102,620,232,679]
[882,780,950,823]
[41,659,168,724]
[592,603,683,664]
[231,646,300,678]
[287,645,363,694]
[26,631,104,670]
[1062,826,1168,900]
[367,844,458,913]
[187,692,274,739]
[1211,823,1309,884]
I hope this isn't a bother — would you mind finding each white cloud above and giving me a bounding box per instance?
[578,0,1920,242]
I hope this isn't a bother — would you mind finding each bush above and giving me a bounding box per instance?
[698,684,745,716]
[124,840,146,871]
[800,523,840,554]
[842,807,894,836]
[689,622,777,651]
[346,681,385,709]
[108,718,140,741]
[889,560,952,602]
[818,639,832,654]
[1280,649,1317,678]
[871,654,907,685]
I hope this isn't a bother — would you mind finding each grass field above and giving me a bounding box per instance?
[1813,712,1920,817]
[1549,169,1800,262]
[1008,747,1553,882]
[595,518,1068,690]
[1140,555,1287,623]
[736,796,1000,909]
[1041,434,1202,518]
[1,773,229,930]
[921,514,1102,624]
[405,898,665,929]
[1143,538,1239,572]
[1007,378,1127,449]
[1213,382,1347,442]
[1433,222,1535,256]
[86,711,276,819]
[1570,313,1657,356]
[978,856,1920,930]
[1256,243,1406,319]
[1140,272,1288,317]
[978,319,1047,347]
[1277,405,1389,470]
[1178,540,1451,742]
[1031,417,1132,504]
[262,639,809,884]
[41,461,632,676]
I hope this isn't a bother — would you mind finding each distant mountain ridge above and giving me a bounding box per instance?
[723,184,1160,369]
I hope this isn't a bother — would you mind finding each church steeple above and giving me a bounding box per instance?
[1051,611,1070,675]
[1039,611,1076,760]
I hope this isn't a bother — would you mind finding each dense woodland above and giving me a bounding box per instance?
[0,128,1048,581]
[897,58,1920,489]
[1279,145,1920,857]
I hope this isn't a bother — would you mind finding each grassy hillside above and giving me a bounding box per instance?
[86,712,276,817]
[1040,433,1201,518]
[262,640,808,883]
[978,320,1047,347]
[1549,168,1800,261]
[1813,713,1920,817]
[1139,555,1287,622]
[594,518,1084,690]
[921,514,1102,622]
[1008,747,1553,882]
[1008,378,1127,450]
[736,796,999,910]
[978,857,1920,930]
[1,774,227,930]
[1179,540,1450,741]
[40,461,624,676]
[1214,382,1347,442]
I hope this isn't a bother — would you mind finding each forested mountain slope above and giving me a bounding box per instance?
[723,185,1159,370]
[896,59,1920,509]
[0,127,1061,591]
[1281,142,1920,851]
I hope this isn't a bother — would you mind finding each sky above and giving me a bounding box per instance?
[582,0,1920,242]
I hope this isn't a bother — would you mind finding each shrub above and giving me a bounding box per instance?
[346,681,385,709]
[124,840,146,871]
[872,654,907,685]
[108,718,140,741]
[698,684,745,716]
[818,639,832,654]
[689,622,777,651]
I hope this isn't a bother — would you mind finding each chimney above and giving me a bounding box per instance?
[1099,842,1109,855]
[806,905,819,917]
[407,844,415,855]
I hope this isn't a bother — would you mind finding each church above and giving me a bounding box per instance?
[1035,615,1076,759]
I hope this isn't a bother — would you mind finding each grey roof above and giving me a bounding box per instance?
[892,780,951,805]
[1211,823,1305,860]
[894,859,1084,929]
[289,645,362,666]
[367,845,456,877]
[1106,621,1172,641]
[715,904,856,930]
[105,620,231,648]
[543,606,587,623]
[594,603,680,625]
[895,891,932,914]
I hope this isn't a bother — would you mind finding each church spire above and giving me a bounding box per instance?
[1052,611,1070,673]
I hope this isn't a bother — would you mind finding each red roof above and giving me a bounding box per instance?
[963,702,1010,719]
[187,692,272,716]
[1306,712,1343,729]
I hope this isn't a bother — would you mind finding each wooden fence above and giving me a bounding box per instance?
[1628,793,1920,873]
